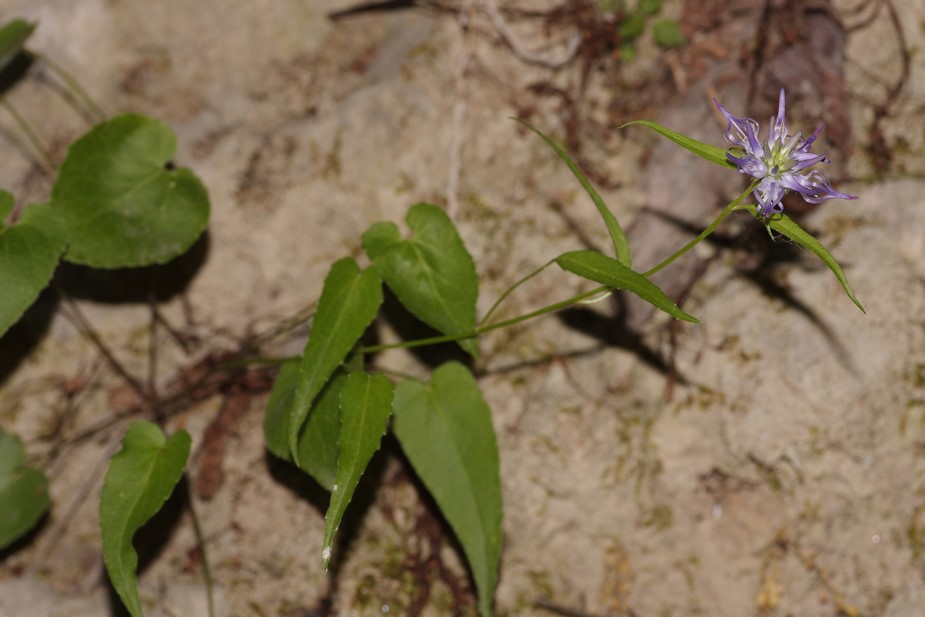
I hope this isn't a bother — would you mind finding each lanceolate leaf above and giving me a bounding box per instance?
[516,119,632,268]
[620,120,736,169]
[0,430,50,550]
[296,369,349,490]
[556,249,699,323]
[362,203,479,357]
[288,258,382,462]
[51,114,210,268]
[0,193,66,338]
[392,362,503,617]
[760,207,865,313]
[0,19,35,74]
[100,422,191,617]
[322,371,393,571]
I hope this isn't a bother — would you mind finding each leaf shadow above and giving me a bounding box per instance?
[0,285,58,387]
[55,231,210,304]
[0,509,49,560]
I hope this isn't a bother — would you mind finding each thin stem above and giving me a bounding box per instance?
[642,180,759,278]
[29,50,106,121]
[0,96,54,178]
[187,495,216,617]
[358,285,608,354]
[479,258,556,326]
[55,282,150,402]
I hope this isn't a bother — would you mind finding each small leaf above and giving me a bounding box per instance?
[392,362,503,617]
[556,249,699,323]
[639,0,662,14]
[516,119,632,268]
[100,422,190,617]
[620,120,736,169]
[0,430,50,550]
[51,114,210,268]
[653,19,686,48]
[322,371,393,571]
[362,203,479,357]
[760,208,865,313]
[0,19,35,74]
[619,13,646,40]
[0,193,66,338]
[288,258,382,462]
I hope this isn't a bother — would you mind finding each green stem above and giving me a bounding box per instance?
[479,258,556,326]
[29,50,106,121]
[642,180,759,278]
[0,96,54,176]
[359,285,608,354]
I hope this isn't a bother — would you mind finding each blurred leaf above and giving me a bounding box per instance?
[393,362,503,617]
[516,120,632,268]
[322,371,393,571]
[639,0,661,14]
[362,203,479,357]
[0,19,35,74]
[620,120,736,169]
[100,422,190,617]
[556,249,699,322]
[51,114,209,268]
[619,13,645,40]
[653,19,686,48]
[759,208,865,313]
[0,430,50,550]
[0,193,66,338]
[288,258,382,462]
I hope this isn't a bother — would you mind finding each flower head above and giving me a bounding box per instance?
[713,89,856,217]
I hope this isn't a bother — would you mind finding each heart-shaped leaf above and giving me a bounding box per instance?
[759,207,865,312]
[556,249,699,323]
[0,19,35,74]
[620,120,736,169]
[322,371,393,571]
[516,120,632,268]
[362,203,479,357]
[51,114,209,268]
[100,422,190,617]
[0,193,66,338]
[0,430,50,550]
[392,362,503,617]
[287,257,382,462]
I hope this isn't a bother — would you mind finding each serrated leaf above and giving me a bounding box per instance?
[0,19,35,74]
[556,249,699,323]
[620,120,736,169]
[516,119,632,268]
[100,422,190,617]
[288,258,382,462]
[653,18,686,48]
[322,371,393,571]
[759,208,865,313]
[51,114,209,268]
[392,362,503,617]
[0,193,66,338]
[0,430,50,550]
[362,203,479,357]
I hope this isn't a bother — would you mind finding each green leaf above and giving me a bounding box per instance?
[296,369,349,490]
[0,19,35,74]
[516,119,632,268]
[362,203,479,357]
[263,359,300,461]
[288,258,382,462]
[638,0,662,15]
[619,120,736,169]
[0,430,50,550]
[653,19,686,48]
[0,193,66,338]
[619,13,646,40]
[392,362,503,617]
[51,114,210,268]
[100,422,190,617]
[556,249,699,323]
[322,371,394,571]
[759,208,865,313]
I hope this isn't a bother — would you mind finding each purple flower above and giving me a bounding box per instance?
[713,89,857,217]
